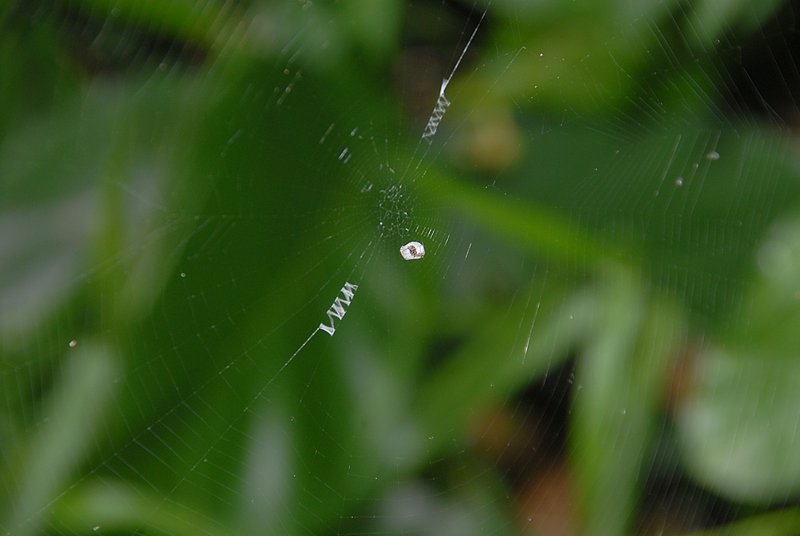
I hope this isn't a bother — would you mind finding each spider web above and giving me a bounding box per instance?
[2,1,800,535]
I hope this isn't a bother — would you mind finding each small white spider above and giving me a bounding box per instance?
[400,241,425,260]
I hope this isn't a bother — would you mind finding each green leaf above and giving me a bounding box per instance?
[688,0,785,47]
[678,347,800,503]
[680,507,800,536]
[51,480,236,536]
[3,341,119,536]
[677,216,800,504]
[571,269,683,536]
[416,279,598,453]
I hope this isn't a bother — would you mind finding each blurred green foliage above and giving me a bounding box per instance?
[2,1,800,535]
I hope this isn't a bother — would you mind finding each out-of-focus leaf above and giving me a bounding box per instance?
[61,0,349,70]
[0,190,95,342]
[459,0,684,114]
[745,216,800,350]
[471,0,786,116]
[680,507,800,536]
[678,347,800,503]
[342,338,424,471]
[0,3,79,140]
[61,0,230,50]
[3,341,118,536]
[688,0,786,47]
[340,0,402,63]
[571,269,684,536]
[238,405,294,533]
[484,121,798,326]
[423,166,622,265]
[416,279,597,453]
[677,216,800,503]
[0,77,208,342]
[51,480,235,536]
[369,465,516,536]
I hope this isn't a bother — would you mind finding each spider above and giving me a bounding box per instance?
[400,241,425,260]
